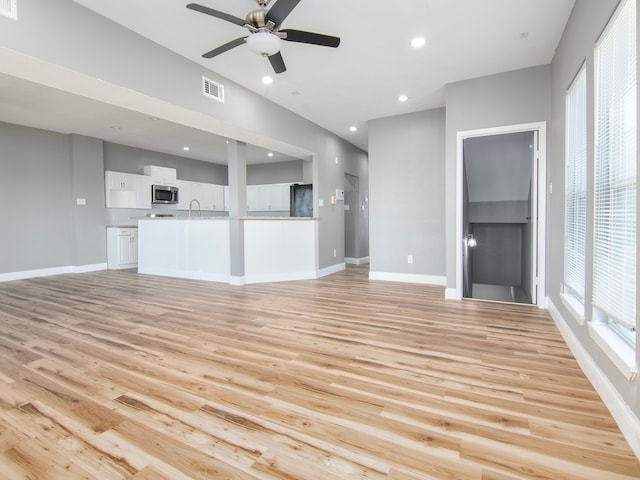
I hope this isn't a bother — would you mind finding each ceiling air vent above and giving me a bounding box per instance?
[0,0,17,19]
[202,76,224,103]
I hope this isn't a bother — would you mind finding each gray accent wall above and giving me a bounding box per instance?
[0,122,75,273]
[247,161,303,185]
[70,134,107,267]
[472,223,522,286]
[369,108,446,277]
[548,0,639,417]
[104,143,228,184]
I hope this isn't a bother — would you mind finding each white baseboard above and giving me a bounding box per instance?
[138,267,229,284]
[244,271,317,284]
[0,263,107,282]
[229,276,245,286]
[345,256,370,265]
[74,263,107,273]
[445,287,461,300]
[317,263,346,278]
[547,298,640,460]
[369,271,446,286]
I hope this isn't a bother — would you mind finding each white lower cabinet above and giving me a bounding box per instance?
[107,227,138,269]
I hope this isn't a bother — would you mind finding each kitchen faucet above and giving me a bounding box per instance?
[188,199,201,217]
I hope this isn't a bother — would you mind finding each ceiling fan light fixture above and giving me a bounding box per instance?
[246,32,281,55]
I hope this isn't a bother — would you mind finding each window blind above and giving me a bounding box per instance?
[565,66,587,300]
[594,0,637,333]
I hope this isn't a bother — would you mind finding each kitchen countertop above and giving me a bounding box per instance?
[138,216,317,221]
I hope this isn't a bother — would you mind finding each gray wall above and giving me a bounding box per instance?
[445,65,551,289]
[463,132,534,202]
[472,223,523,286]
[548,0,639,415]
[247,161,303,185]
[104,143,228,185]
[369,108,446,277]
[0,0,368,271]
[0,122,75,273]
[521,185,533,302]
[70,134,107,266]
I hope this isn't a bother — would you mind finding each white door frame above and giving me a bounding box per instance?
[454,122,547,307]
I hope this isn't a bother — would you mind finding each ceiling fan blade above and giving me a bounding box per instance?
[280,29,340,48]
[266,0,302,27]
[186,3,246,27]
[268,52,287,74]
[202,37,247,58]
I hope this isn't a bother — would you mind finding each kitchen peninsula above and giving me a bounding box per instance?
[137,216,318,285]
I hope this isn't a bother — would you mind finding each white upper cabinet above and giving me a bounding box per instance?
[108,171,135,190]
[105,171,151,209]
[247,183,291,212]
[176,180,193,210]
[175,180,225,212]
[198,183,225,211]
[143,165,177,186]
[136,175,152,209]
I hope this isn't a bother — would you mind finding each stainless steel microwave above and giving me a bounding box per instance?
[151,184,178,204]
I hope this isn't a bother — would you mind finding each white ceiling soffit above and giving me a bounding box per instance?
[0,48,307,165]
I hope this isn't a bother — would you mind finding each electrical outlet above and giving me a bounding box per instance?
[333,249,337,257]
[407,255,413,264]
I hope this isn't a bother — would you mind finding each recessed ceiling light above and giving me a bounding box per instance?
[262,75,274,85]
[398,94,408,102]
[109,125,121,130]
[411,37,426,48]
[350,126,357,132]
[183,146,190,151]
[148,116,159,121]
[267,152,274,157]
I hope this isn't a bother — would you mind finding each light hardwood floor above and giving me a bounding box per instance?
[0,265,638,479]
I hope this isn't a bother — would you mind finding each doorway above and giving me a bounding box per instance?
[456,122,546,307]
[344,173,359,262]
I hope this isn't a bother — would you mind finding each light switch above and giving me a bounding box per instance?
[76,198,86,205]
[319,199,324,207]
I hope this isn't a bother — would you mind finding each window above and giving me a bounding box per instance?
[593,0,636,346]
[564,65,587,315]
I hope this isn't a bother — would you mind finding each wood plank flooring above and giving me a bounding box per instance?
[0,265,638,479]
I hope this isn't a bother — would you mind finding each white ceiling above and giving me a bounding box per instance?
[0,0,575,164]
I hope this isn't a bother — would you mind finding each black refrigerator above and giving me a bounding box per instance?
[290,184,313,217]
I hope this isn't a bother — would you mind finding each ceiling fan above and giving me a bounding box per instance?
[186,0,340,74]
